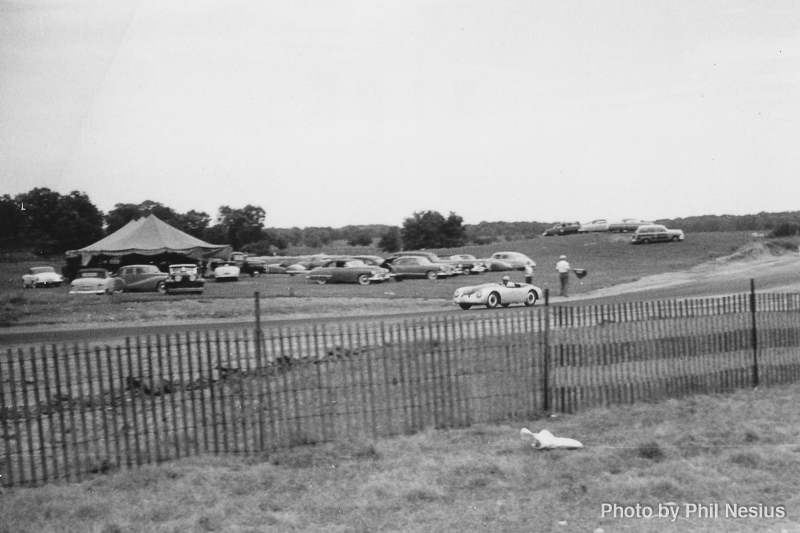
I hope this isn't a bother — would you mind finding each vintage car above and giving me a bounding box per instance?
[608,218,653,233]
[542,222,581,236]
[481,252,536,271]
[448,254,488,274]
[69,268,117,295]
[22,266,64,288]
[112,264,168,293]
[578,219,611,233]
[453,280,544,310]
[385,256,457,280]
[164,264,205,294]
[307,259,393,285]
[352,255,398,273]
[213,261,240,281]
[239,257,267,276]
[630,224,685,244]
[390,251,465,275]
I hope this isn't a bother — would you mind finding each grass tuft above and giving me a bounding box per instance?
[637,441,666,461]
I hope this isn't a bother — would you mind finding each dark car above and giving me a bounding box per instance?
[542,222,582,236]
[113,264,168,293]
[385,256,456,280]
[240,257,267,276]
[164,264,205,294]
[307,259,393,285]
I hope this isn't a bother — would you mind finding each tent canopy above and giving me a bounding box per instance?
[67,214,231,265]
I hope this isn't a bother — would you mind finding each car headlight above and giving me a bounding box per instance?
[175,275,182,282]
[189,275,196,281]
[476,290,482,298]
[453,290,460,298]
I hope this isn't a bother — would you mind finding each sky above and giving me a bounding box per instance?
[1,1,799,229]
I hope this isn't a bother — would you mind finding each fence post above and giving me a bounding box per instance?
[750,279,759,388]
[254,291,262,364]
[543,289,551,412]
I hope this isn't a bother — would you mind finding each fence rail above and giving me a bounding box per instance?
[2,291,800,488]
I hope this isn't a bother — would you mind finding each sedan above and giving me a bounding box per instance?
[630,224,685,244]
[22,266,64,288]
[453,281,544,310]
[578,220,610,233]
[385,256,456,280]
[448,255,488,274]
[69,269,116,295]
[213,261,241,281]
[542,222,581,236]
[307,259,393,285]
[608,219,653,233]
[482,252,536,270]
[113,264,168,293]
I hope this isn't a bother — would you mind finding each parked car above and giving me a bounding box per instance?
[542,222,581,236]
[352,255,398,274]
[22,266,64,288]
[448,254,489,274]
[213,261,240,281]
[307,258,393,285]
[578,219,610,233]
[453,280,543,310]
[481,252,536,271]
[239,257,267,276]
[608,219,653,233]
[385,256,457,280]
[390,251,466,274]
[112,264,168,293]
[630,224,685,244]
[164,264,205,294]
[69,268,117,295]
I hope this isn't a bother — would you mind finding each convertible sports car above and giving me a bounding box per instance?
[22,266,64,288]
[112,264,168,293]
[453,280,544,310]
[307,259,393,285]
[213,261,240,281]
[69,268,116,295]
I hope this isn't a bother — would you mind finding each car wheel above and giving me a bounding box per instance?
[105,287,114,295]
[23,282,31,289]
[459,303,472,310]
[53,282,61,288]
[157,281,166,294]
[357,274,370,286]
[486,292,500,309]
[524,290,537,307]
[426,270,438,280]
[672,236,680,242]
[316,279,327,285]
[642,238,651,244]
[501,303,510,307]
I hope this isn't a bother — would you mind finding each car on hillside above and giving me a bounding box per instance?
[578,219,611,233]
[481,252,536,270]
[542,222,581,236]
[453,280,543,310]
[307,258,393,285]
[390,251,466,275]
[112,264,168,293]
[630,224,685,244]
[164,264,205,294]
[22,266,64,288]
[385,256,457,280]
[69,268,117,295]
[213,261,240,281]
[608,219,653,233]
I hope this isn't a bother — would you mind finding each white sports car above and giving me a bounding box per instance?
[22,266,64,288]
[453,281,544,310]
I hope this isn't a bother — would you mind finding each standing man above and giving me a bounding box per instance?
[524,263,534,285]
[556,255,571,297]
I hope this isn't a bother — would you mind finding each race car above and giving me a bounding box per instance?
[453,279,543,310]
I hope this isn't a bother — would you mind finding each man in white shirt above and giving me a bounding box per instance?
[555,255,571,297]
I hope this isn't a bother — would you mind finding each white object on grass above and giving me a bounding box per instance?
[520,428,583,449]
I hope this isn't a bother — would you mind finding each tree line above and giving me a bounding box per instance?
[2,187,799,257]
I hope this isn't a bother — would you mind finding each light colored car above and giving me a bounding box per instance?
[213,261,241,281]
[307,259,393,285]
[112,264,168,293]
[453,280,544,310]
[391,251,466,275]
[608,219,653,233]
[630,224,685,244]
[482,252,536,271]
[578,220,610,233]
[22,266,64,288]
[69,268,116,295]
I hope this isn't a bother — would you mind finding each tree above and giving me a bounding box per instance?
[217,205,266,250]
[347,229,373,247]
[401,210,467,250]
[105,203,143,234]
[175,210,211,239]
[378,227,401,253]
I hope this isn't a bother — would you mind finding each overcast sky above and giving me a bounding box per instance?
[2,1,799,228]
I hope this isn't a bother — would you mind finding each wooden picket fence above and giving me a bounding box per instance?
[2,291,800,487]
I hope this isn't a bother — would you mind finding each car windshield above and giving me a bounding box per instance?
[31,267,55,274]
[170,265,197,274]
[79,271,105,278]
[343,260,366,267]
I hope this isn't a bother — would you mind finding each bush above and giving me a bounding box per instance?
[771,222,800,238]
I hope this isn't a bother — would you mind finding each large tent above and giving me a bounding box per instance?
[66,214,231,266]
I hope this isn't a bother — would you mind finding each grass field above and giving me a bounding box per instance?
[1,381,799,533]
[0,232,759,327]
